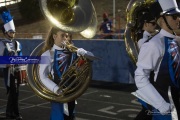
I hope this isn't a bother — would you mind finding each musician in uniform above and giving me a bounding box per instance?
[0,7,23,120]
[137,11,157,49]
[135,10,158,120]
[135,9,157,120]
[134,0,180,120]
[39,26,94,120]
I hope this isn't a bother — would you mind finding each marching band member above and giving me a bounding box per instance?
[135,12,157,119]
[0,7,23,120]
[137,11,157,49]
[134,0,180,120]
[39,26,94,120]
[135,9,158,120]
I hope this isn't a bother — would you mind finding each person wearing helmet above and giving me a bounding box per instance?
[134,0,180,119]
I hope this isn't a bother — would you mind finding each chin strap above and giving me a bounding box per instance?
[162,15,174,33]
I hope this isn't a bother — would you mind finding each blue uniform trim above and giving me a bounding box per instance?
[54,50,77,78]
[138,99,148,109]
[2,40,22,88]
[166,37,179,88]
[50,102,64,120]
[54,50,61,77]
[152,109,171,120]
[52,50,77,120]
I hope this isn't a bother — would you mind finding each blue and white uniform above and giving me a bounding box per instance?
[0,39,22,87]
[0,39,22,118]
[134,29,180,119]
[39,44,77,120]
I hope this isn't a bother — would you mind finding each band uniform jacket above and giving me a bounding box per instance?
[134,29,180,111]
[39,44,77,116]
[0,39,22,87]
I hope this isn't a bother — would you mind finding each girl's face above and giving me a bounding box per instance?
[145,20,157,33]
[53,31,68,47]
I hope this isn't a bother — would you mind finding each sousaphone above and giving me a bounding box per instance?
[26,0,97,103]
[124,0,155,64]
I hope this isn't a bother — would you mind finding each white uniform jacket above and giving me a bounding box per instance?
[134,29,177,110]
[0,39,21,68]
[39,44,94,94]
[39,44,79,116]
[39,44,62,94]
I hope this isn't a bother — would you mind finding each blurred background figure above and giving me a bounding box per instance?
[99,12,114,39]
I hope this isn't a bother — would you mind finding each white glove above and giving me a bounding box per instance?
[157,101,171,115]
[86,51,94,56]
[77,48,87,56]
[56,88,62,95]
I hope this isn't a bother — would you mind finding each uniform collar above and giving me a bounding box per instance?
[160,29,176,39]
[51,44,64,51]
[143,31,151,38]
[3,38,13,43]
